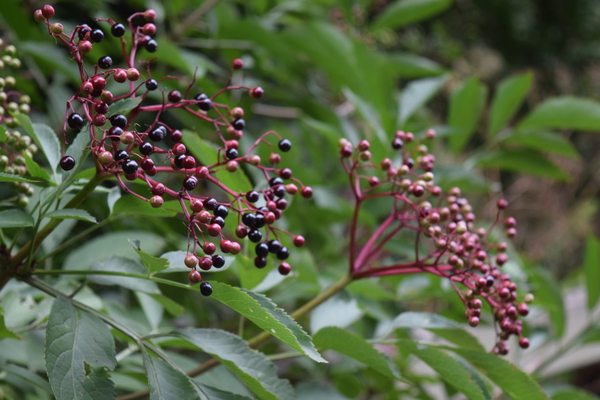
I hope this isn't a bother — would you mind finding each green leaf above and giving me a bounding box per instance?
[45,208,97,223]
[398,74,449,125]
[45,297,116,400]
[112,195,178,218]
[149,294,185,317]
[401,341,486,400]
[452,348,548,400]
[1,363,53,393]
[89,256,161,294]
[489,72,533,136]
[371,0,453,31]
[0,209,34,228]
[23,153,52,181]
[310,292,364,333]
[174,328,295,400]
[313,327,399,378]
[15,114,61,173]
[108,97,143,116]
[550,386,600,400]
[470,149,568,180]
[387,53,446,78]
[0,308,19,340]
[499,130,579,158]
[0,125,6,142]
[141,349,198,400]
[529,267,565,337]
[194,382,255,400]
[211,282,326,363]
[517,96,600,131]
[239,254,271,289]
[584,235,600,310]
[388,312,485,351]
[448,77,487,152]
[0,172,39,183]
[129,239,169,275]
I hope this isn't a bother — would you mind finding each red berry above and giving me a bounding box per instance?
[505,217,517,228]
[497,199,508,209]
[300,186,313,199]
[199,257,213,271]
[127,68,140,81]
[114,69,128,83]
[42,5,55,19]
[182,156,196,169]
[170,130,183,142]
[151,183,166,195]
[144,9,157,21]
[207,223,221,237]
[203,242,216,255]
[293,236,305,247]
[142,23,156,35]
[250,87,264,99]
[184,254,198,268]
[90,75,106,91]
[230,241,241,255]
[278,262,291,275]
[34,9,46,22]
[468,316,479,327]
[190,199,204,212]
[188,270,201,283]
[232,58,243,70]
[519,337,530,349]
[236,225,248,238]
[220,240,233,253]
[78,40,93,53]
[195,166,209,179]
[168,90,182,103]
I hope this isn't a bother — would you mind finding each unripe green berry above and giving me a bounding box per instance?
[17,196,29,208]
[5,45,17,56]
[2,56,11,65]
[10,58,21,68]
[5,76,16,87]
[19,104,30,114]
[13,155,25,166]
[50,23,64,34]
[7,102,19,112]
[20,95,31,104]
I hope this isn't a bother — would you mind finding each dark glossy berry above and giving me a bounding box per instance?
[248,229,262,243]
[214,205,229,218]
[255,243,269,257]
[404,157,415,168]
[254,213,265,228]
[115,150,129,161]
[145,39,158,52]
[78,25,91,40]
[108,126,123,141]
[200,282,213,296]
[98,56,113,69]
[254,256,267,268]
[111,23,126,37]
[141,158,155,171]
[273,186,286,198]
[242,213,256,228]
[392,137,404,150]
[267,240,282,253]
[148,126,166,142]
[278,139,292,152]
[183,175,198,190]
[90,29,105,43]
[276,247,290,260]
[269,177,284,187]
[140,142,154,155]
[67,113,84,129]
[109,114,128,128]
[170,130,183,142]
[199,99,211,111]
[168,90,182,103]
[212,216,225,228]
[232,119,245,131]
[145,79,158,91]
[225,148,238,160]
[204,198,218,211]
[212,255,225,269]
[60,155,75,171]
[122,159,139,175]
[246,191,260,203]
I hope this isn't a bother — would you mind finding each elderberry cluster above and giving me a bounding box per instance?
[342,130,533,355]
[36,5,312,295]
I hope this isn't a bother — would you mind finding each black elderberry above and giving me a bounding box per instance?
[255,243,269,257]
[78,25,91,40]
[122,159,139,174]
[140,142,154,156]
[204,198,218,211]
[277,247,290,260]
[248,229,262,243]
[269,177,284,187]
[145,79,158,91]
[145,39,158,52]
[174,154,186,169]
[404,158,415,168]
[109,114,128,128]
[232,119,245,131]
[254,256,267,268]
[111,23,125,37]
[115,150,129,161]
[214,205,229,219]
[246,191,260,203]
[183,176,198,191]
[392,138,404,150]
[242,213,256,228]
[60,155,75,171]
[148,126,166,142]
[108,126,123,141]
[67,113,84,129]
[225,148,238,160]
[98,56,113,69]
[273,186,286,198]
[90,29,105,43]
[212,255,225,269]
[278,139,292,152]
[268,240,282,254]
[254,213,265,228]
[200,282,213,296]
[212,216,225,228]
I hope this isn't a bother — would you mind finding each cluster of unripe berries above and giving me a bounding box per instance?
[0,39,38,207]
[340,130,532,354]
[40,6,311,295]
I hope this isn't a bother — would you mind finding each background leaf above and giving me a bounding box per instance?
[45,208,97,223]
[142,349,199,400]
[583,235,600,310]
[371,0,454,31]
[0,209,34,228]
[448,77,488,152]
[489,72,533,135]
[517,97,600,131]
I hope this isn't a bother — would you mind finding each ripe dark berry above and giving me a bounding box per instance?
[145,79,158,91]
[269,177,284,187]
[200,282,213,296]
[212,216,225,228]
[267,240,282,253]
[60,155,75,171]
[90,29,105,43]
[148,126,166,142]
[256,243,269,257]
[242,213,256,228]
[78,25,91,40]
[392,138,404,150]
[67,113,84,129]
[140,142,154,155]
[212,255,225,269]
[204,198,218,211]
[276,247,290,260]
[248,229,262,243]
[254,256,267,268]
[122,160,139,175]
[246,191,260,203]
[168,90,182,103]
[232,119,245,131]
[98,56,113,69]
[111,23,126,37]
[273,186,286,198]
[183,176,198,191]
[109,114,128,128]
[278,262,291,275]
[278,139,292,152]
[145,39,158,52]
[225,148,238,160]
[214,205,229,218]
[254,213,265,228]
[115,150,129,161]
[108,126,123,141]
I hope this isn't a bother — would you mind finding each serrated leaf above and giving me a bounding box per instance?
[45,208,97,223]
[517,96,600,131]
[0,308,20,340]
[550,386,600,400]
[194,382,255,400]
[584,235,600,310]
[489,72,533,136]
[0,209,34,228]
[15,114,61,173]
[112,195,178,217]
[23,153,52,181]
[529,267,565,337]
[398,74,449,125]
[401,340,486,400]
[448,77,487,152]
[371,0,453,31]
[108,97,143,116]
[452,348,548,400]
[211,282,326,363]
[45,297,116,400]
[0,172,39,183]
[174,328,295,400]
[90,256,160,294]
[142,350,198,400]
[129,239,169,275]
[499,130,579,158]
[470,149,568,180]
[313,327,399,378]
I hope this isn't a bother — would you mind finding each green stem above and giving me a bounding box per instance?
[266,350,303,362]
